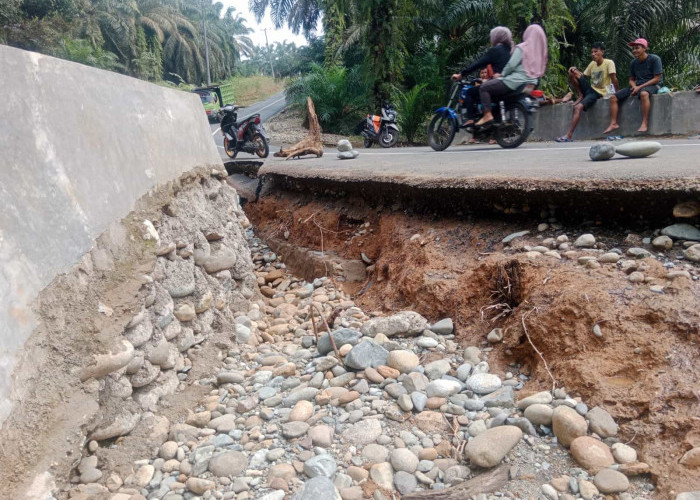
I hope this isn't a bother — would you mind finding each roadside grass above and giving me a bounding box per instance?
[227,75,286,106]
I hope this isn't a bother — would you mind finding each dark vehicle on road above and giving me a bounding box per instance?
[220,105,269,159]
[358,103,400,148]
[429,78,537,150]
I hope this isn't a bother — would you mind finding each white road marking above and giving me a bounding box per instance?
[250,96,286,115]
[212,127,220,136]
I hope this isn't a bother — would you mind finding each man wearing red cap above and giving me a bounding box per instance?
[603,38,662,134]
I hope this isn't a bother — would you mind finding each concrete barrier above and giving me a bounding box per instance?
[530,91,700,141]
[0,45,222,423]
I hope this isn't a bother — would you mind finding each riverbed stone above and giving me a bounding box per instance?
[344,340,389,370]
[465,425,522,468]
[662,223,700,241]
[569,436,615,472]
[552,406,587,447]
[318,329,362,355]
[466,373,502,394]
[361,311,429,338]
[589,143,615,161]
[593,468,630,493]
[387,350,420,373]
[586,406,618,438]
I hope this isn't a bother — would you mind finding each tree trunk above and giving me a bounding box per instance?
[273,96,324,159]
[401,465,509,500]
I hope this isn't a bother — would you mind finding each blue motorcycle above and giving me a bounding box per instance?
[428,78,537,150]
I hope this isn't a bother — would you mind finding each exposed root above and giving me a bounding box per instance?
[521,306,557,393]
[492,259,523,308]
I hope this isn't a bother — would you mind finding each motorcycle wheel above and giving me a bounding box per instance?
[428,114,457,151]
[495,102,531,149]
[379,128,399,148]
[253,134,269,158]
[223,137,238,159]
[363,137,373,148]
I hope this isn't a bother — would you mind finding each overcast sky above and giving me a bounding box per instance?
[221,0,316,47]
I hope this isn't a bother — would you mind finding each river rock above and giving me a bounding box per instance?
[337,150,359,160]
[282,421,310,438]
[574,234,596,248]
[337,139,352,152]
[209,451,248,477]
[569,436,615,472]
[589,143,615,161]
[662,223,700,241]
[524,404,554,425]
[290,400,314,422]
[593,468,630,493]
[304,454,338,478]
[430,318,453,335]
[369,462,394,490]
[517,390,553,409]
[318,328,362,355]
[685,244,700,262]
[611,443,638,464]
[424,359,451,380]
[652,235,673,250]
[426,379,462,398]
[586,406,618,437]
[466,373,501,394]
[387,350,420,373]
[614,140,661,158]
[361,311,428,338]
[344,340,389,369]
[552,406,587,447]
[465,425,522,467]
[342,418,382,444]
[674,200,700,218]
[391,448,419,473]
[293,476,341,500]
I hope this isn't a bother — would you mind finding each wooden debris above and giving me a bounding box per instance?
[273,96,324,159]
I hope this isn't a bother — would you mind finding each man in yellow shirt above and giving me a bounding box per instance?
[556,42,619,142]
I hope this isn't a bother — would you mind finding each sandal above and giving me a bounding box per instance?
[555,136,573,143]
[476,119,494,128]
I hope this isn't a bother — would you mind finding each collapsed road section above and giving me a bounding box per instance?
[255,140,700,225]
[233,157,700,497]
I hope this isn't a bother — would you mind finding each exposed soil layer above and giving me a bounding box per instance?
[243,188,700,498]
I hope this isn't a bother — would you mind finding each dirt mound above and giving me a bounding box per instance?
[244,191,700,497]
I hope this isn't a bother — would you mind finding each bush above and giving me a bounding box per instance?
[393,83,432,144]
[286,63,370,134]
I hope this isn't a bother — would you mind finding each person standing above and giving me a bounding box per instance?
[556,42,618,142]
[603,38,662,134]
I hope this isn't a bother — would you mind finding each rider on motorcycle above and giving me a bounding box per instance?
[475,24,548,127]
[451,27,514,126]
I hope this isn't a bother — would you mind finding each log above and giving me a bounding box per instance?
[273,96,324,159]
[402,465,509,500]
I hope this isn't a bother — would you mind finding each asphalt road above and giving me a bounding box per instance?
[209,91,286,160]
[259,138,700,191]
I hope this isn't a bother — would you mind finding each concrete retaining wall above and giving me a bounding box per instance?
[0,45,222,423]
[530,91,700,141]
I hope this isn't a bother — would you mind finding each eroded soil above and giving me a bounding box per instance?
[244,190,700,498]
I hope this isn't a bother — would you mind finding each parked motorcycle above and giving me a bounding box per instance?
[428,78,537,150]
[220,105,269,159]
[358,103,400,148]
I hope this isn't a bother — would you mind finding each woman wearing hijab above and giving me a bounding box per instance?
[475,24,548,127]
[451,26,514,125]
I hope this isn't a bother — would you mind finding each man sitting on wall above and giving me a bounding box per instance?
[556,42,618,142]
[603,38,663,134]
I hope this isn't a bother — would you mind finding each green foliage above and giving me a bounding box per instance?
[286,63,370,133]
[393,83,431,144]
[59,37,121,70]
[0,0,255,85]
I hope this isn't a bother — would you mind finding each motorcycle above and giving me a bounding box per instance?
[220,105,269,159]
[428,78,538,150]
[358,103,400,148]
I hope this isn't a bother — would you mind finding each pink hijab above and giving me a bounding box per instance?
[517,24,548,78]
